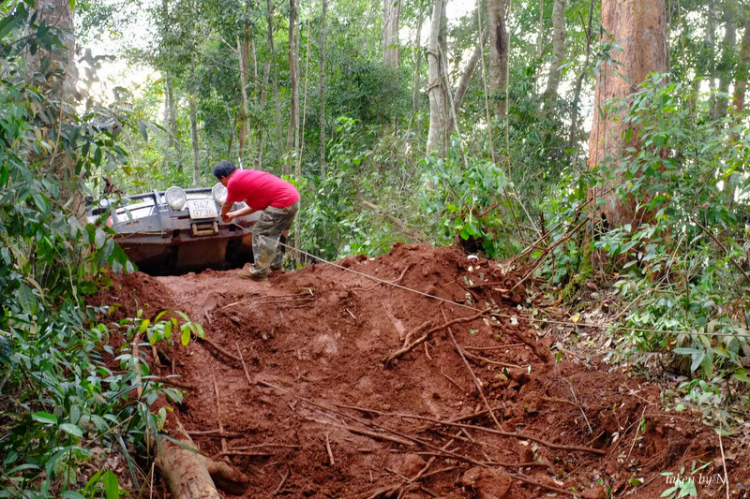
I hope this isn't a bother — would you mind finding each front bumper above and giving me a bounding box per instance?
[114,210,260,272]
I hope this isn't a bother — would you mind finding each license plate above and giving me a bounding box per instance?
[188,199,218,219]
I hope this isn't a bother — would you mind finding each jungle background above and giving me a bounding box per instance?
[1,0,750,496]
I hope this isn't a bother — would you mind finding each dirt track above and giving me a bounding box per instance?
[96,244,749,498]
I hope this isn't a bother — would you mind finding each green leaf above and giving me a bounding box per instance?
[32,412,58,425]
[0,335,12,364]
[102,470,119,499]
[18,284,37,314]
[0,13,21,42]
[59,423,83,438]
[137,120,148,142]
[95,228,106,249]
[139,319,150,334]
[61,492,86,499]
[79,281,98,295]
[181,327,190,346]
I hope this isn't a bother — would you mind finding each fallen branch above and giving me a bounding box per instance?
[335,423,416,447]
[398,413,606,455]
[510,472,576,497]
[414,451,546,469]
[186,429,244,437]
[443,308,504,434]
[325,433,335,466]
[384,310,488,365]
[212,451,273,458]
[199,337,241,363]
[273,466,290,496]
[211,366,227,454]
[462,349,523,369]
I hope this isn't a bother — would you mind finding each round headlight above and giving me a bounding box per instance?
[164,186,187,211]
[212,183,227,204]
[98,198,110,208]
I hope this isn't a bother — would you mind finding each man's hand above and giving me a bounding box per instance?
[222,211,237,223]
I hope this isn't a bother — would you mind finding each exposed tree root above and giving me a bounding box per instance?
[156,413,250,499]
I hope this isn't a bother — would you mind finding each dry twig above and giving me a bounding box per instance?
[384,310,488,365]
[199,337,241,362]
[442,308,504,434]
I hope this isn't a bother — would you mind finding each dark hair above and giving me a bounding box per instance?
[213,160,237,179]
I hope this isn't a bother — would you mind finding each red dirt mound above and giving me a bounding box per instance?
[94,243,749,499]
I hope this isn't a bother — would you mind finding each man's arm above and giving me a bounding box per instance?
[222,202,255,222]
[220,200,234,222]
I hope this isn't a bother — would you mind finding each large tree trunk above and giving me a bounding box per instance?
[487,0,508,118]
[267,0,284,153]
[383,0,402,68]
[543,0,566,104]
[319,0,328,175]
[286,0,299,174]
[568,0,594,149]
[35,0,83,218]
[587,0,668,228]
[714,12,736,119]
[735,21,750,113]
[238,36,250,166]
[411,0,425,116]
[706,0,718,119]
[256,59,271,168]
[452,28,488,127]
[166,73,183,172]
[190,89,200,187]
[426,0,448,155]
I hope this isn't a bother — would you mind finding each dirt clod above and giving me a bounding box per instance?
[461,467,511,499]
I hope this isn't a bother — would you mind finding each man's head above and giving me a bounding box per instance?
[213,160,237,186]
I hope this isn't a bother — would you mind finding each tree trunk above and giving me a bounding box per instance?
[267,0,284,152]
[734,21,750,113]
[256,59,271,168]
[166,73,182,172]
[487,0,508,118]
[163,78,170,170]
[411,0,425,116]
[190,89,200,187]
[286,0,299,174]
[706,0,717,119]
[426,0,448,155]
[452,28,488,125]
[543,0,565,104]
[35,0,83,218]
[587,0,668,228]
[714,13,736,119]
[383,0,402,68]
[319,0,328,175]
[567,0,594,149]
[238,36,250,166]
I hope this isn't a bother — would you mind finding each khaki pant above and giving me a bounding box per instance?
[251,201,299,275]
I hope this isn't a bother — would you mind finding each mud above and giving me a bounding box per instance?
[95,244,749,498]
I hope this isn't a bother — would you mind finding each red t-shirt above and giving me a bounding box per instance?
[225,170,300,211]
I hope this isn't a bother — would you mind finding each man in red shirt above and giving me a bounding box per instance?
[214,161,300,280]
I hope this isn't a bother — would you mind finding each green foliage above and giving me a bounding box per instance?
[538,74,750,407]
[420,145,518,258]
[0,5,199,496]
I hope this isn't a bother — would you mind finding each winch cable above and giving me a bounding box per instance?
[229,223,750,339]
